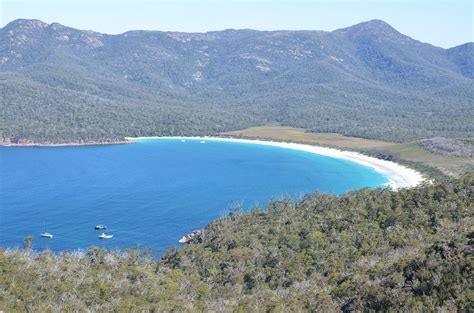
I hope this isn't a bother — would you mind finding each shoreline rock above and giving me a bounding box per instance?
[178,229,203,244]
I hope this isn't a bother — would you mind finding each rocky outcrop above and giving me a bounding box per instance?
[417,137,474,158]
[178,230,203,244]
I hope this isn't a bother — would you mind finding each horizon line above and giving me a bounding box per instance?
[2,17,472,49]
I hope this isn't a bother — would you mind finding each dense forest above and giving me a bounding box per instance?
[1,19,473,143]
[1,174,472,311]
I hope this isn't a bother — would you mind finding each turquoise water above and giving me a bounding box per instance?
[0,138,388,253]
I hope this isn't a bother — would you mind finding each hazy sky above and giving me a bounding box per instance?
[1,0,472,48]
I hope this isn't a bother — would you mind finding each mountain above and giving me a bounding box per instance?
[1,19,473,143]
[447,43,474,79]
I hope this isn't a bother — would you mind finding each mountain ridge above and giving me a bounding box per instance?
[4,18,471,48]
[1,19,473,143]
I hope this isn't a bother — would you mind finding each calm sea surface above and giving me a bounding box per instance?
[0,139,388,253]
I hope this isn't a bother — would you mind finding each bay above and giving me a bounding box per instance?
[0,139,388,253]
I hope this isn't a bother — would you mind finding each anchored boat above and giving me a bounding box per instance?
[99,233,113,239]
[40,232,53,238]
[40,222,53,238]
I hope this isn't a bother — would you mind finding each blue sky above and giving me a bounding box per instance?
[1,0,472,48]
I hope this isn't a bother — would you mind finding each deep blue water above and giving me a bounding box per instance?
[0,139,388,253]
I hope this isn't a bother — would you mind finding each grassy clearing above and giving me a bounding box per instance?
[223,126,473,178]
[365,143,473,177]
[223,126,395,149]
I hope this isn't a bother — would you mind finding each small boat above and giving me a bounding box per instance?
[181,139,186,142]
[40,221,53,238]
[40,232,53,238]
[99,233,113,239]
[200,140,206,143]
[95,225,107,230]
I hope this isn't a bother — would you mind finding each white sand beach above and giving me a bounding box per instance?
[126,136,426,190]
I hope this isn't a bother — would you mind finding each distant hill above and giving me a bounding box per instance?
[1,19,473,143]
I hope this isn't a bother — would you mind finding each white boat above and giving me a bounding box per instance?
[99,233,113,239]
[95,225,107,230]
[200,140,206,143]
[41,222,53,238]
[181,139,186,142]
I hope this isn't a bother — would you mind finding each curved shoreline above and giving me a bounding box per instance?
[127,136,426,190]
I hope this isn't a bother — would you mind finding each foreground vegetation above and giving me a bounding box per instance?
[1,175,472,311]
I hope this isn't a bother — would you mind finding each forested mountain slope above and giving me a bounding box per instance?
[1,19,473,143]
[1,175,472,311]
